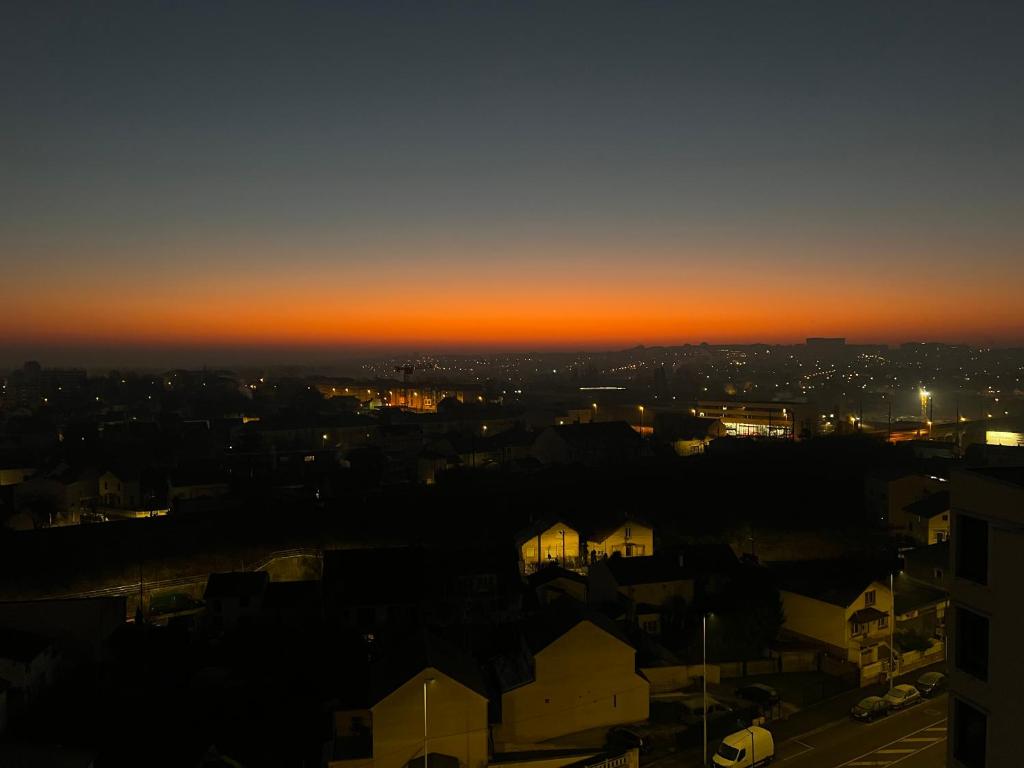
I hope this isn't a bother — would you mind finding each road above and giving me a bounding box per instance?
[773,694,946,767]
[647,694,947,768]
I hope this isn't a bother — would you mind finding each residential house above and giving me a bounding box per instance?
[97,466,168,519]
[531,422,642,467]
[203,571,270,634]
[902,541,951,591]
[515,519,583,574]
[865,471,946,528]
[773,561,895,682]
[0,626,60,705]
[323,547,429,635]
[527,567,587,606]
[488,599,649,746]
[325,632,490,768]
[168,465,230,507]
[904,491,951,545]
[588,547,737,635]
[584,518,654,562]
[653,413,726,456]
[13,464,98,526]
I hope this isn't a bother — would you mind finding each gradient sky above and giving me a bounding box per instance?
[3,1,1024,363]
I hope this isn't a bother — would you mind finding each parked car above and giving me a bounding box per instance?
[679,694,732,724]
[884,684,921,710]
[712,726,775,767]
[851,696,891,722]
[916,671,947,698]
[735,684,781,708]
[606,726,653,755]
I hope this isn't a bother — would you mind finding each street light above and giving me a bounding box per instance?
[639,405,645,436]
[423,677,436,768]
[703,612,712,767]
[890,572,896,690]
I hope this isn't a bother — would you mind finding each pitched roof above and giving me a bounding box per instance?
[771,559,893,608]
[584,515,653,544]
[527,565,587,588]
[370,630,488,705]
[514,517,577,546]
[0,626,52,663]
[849,607,888,624]
[894,579,948,615]
[203,571,269,600]
[521,596,633,655]
[904,491,950,519]
[600,546,738,586]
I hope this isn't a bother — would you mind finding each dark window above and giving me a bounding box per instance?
[956,608,989,681]
[953,698,986,768]
[956,514,989,585]
[865,590,876,606]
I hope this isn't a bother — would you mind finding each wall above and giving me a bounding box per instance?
[372,669,489,768]
[521,524,581,569]
[589,525,655,559]
[779,591,846,654]
[495,622,649,745]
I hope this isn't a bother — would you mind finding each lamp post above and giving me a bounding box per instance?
[559,528,566,568]
[592,402,598,422]
[423,677,436,768]
[703,613,709,767]
[890,572,896,690]
[639,405,645,437]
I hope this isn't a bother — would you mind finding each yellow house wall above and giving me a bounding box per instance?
[495,622,649,744]
[779,591,847,652]
[521,525,581,565]
[589,525,654,558]
[372,669,489,768]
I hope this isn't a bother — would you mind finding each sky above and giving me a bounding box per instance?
[3,1,1024,364]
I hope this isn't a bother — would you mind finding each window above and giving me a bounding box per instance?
[865,590,876,607]
[624,527,632,539]
[956,607,989,681]
[879,615,888,629]
[953,698,986,768]
[956,514,989,585]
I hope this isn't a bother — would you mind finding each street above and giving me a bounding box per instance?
[646,695,947,768]
[773,694,946,767]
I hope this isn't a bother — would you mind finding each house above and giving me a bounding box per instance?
[902,541,950,591]
[0,626,60,704]
[488,598,649,746]
[0,597,126,666]
[864,471,945,528]
[515,519,583,574]
[168,465,230,506]
[772,561,895,681]
[588,554,695,613]
[325,632,490,768]
[653,413,726,456]
[527,567,588,606]
[904,491,950,545]
[203,571,269,634]
[97,465,168,518]
[322,547,429,634]
[531,422,642,467]
[584,518,654,562]
[13,464,98,527]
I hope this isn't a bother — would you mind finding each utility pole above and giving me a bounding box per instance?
[890,572,896,690]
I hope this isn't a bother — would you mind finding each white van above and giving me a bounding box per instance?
[712,726,774,767]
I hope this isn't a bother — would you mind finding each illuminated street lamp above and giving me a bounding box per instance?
[639,405,645,436]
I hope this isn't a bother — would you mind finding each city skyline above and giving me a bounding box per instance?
[4,1,1024,360]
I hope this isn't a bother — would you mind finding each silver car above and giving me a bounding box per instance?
[883,684,921,710]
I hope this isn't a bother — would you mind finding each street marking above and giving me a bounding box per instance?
[924,727,947,732]
[877,749,914,754]
[792,739,814,750]
[835,718,947,768]
[901,737,941,742]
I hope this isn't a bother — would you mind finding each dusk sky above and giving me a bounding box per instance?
[4,1,1024,363]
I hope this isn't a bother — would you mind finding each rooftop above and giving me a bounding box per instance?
[903,491,950,519]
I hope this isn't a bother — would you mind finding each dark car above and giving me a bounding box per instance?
[851,696,891,722]
[735,683,781,708]
[607,727,653,755]
[916,671,947,698]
